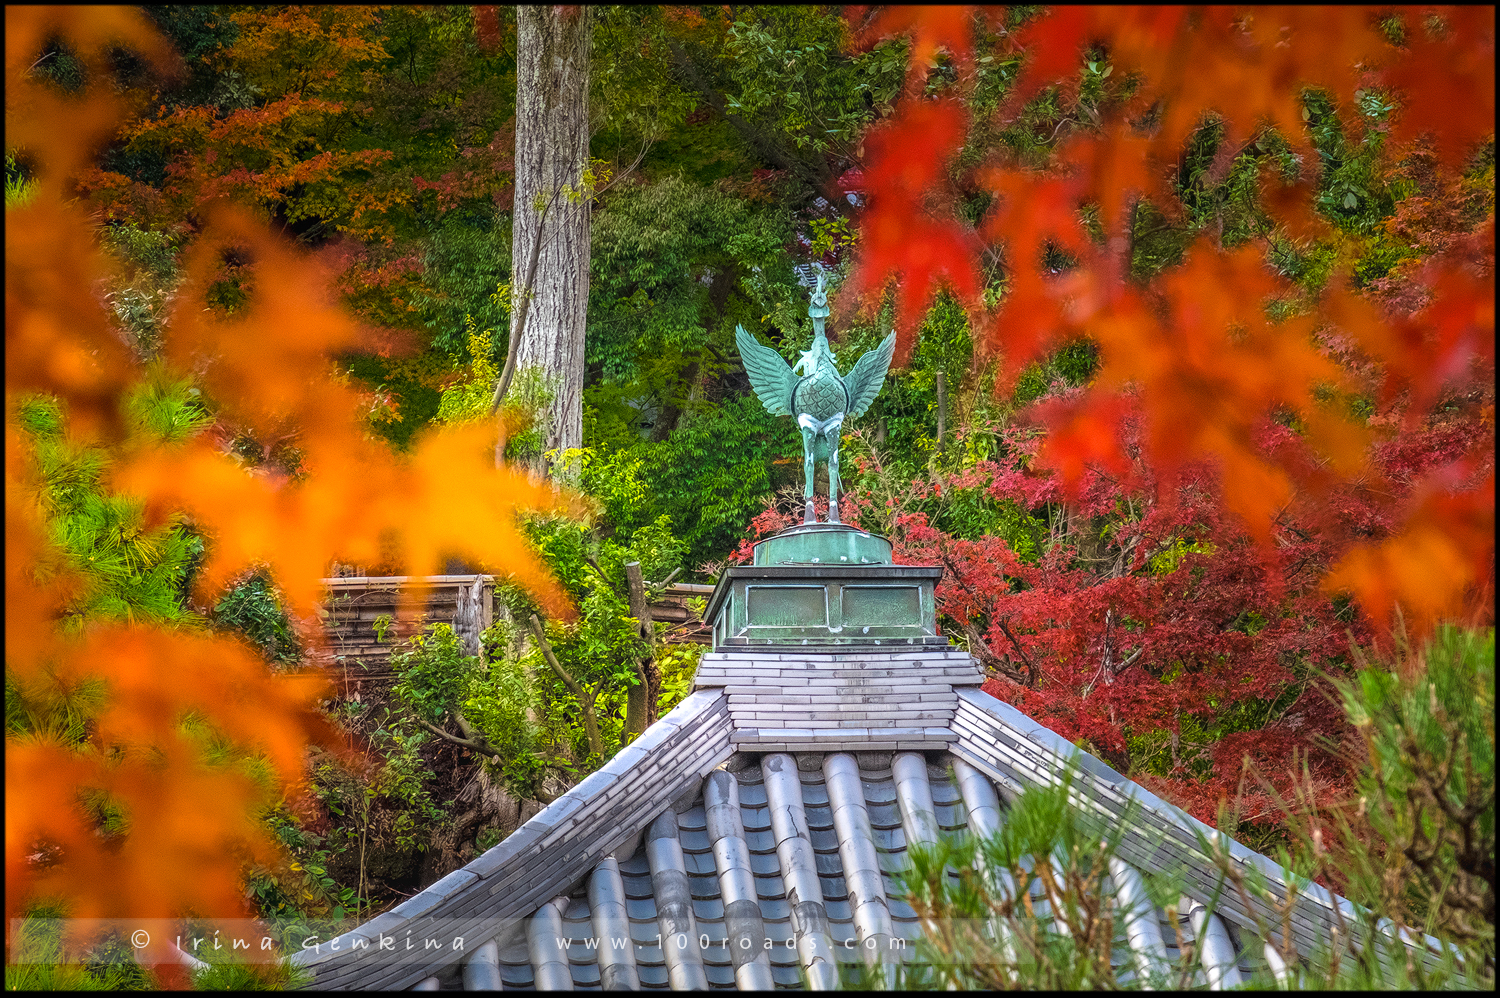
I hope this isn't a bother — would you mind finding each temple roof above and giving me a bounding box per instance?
[291,644,1429,991]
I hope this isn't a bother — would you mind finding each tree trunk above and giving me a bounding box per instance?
[935,368,947,455]
[650,356,699,442]
[622,561,657,739]
[510,6,592,472]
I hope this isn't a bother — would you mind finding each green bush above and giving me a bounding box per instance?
[387,618,559,800]
[585,396,798,571]
[462,648,547,794]
[212,572,300,666]
[390,624,479,726]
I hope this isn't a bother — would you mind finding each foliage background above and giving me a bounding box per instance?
[5,3,1493,985]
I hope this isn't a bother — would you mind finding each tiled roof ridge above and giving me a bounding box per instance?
[696,645,984,754]
[950,685,1449,977]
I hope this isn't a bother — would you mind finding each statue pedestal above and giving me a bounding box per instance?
[751,522,892,566]
[707,524,944,648]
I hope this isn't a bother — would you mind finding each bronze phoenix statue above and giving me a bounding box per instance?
[736,274,896,525]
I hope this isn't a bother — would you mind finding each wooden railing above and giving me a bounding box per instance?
[316,576,712,679]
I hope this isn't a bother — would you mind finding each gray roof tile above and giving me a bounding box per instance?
[748,851,780,876]
[813,849,843,876]
[688,873,719,900]
[759,897,791,921]
[705,962,738,986]
[743,827,774,852]
[770,963,803,986]
[497,961,532,986]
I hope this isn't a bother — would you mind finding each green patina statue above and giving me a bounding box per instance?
[735,274,896,525]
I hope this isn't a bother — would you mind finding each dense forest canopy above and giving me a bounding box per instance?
[5,4,1493,986]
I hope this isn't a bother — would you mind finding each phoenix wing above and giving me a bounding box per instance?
[842,330,897,418]
[735,324,797,416]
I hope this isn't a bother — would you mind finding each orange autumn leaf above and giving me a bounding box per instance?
[1156,8,1386,155]
[160,204,378,439]
[4,7,180,440]
[7,739,282,923]
[1257,171,1331,243]
[989,267,1075,393]
[979,170,1092,272]
[849,4,974,82]
[1031,391,1134,492]
[1048,243,1353,542]
[1006,6,1095,102]
[7,623,343,925]
[1325,469,1495,637]
[1323,225,1495,421]
[1062,131,1165,236]
[5,194,140,441]
[79,627,338,783]
[1207,433,1295,548]
[5,7,179,184]
[845,99,983,347]
[854,5,1492,637]
[1381,6,1496,166]
[474,6,502,52]
[1301,404,1374,479]
[1091,6,1190,80]
[110,423,573,623]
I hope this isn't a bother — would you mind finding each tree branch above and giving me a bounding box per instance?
[623,561,657,736]
[491,183,565,418]
[934,546,1037,689]
[962,618,1029,686]
[528,614,605,757]
[583,555,622,598]
[994,617,1040,689]
[417,718,500,761]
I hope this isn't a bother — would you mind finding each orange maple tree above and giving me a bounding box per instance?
[5,5,568,947]
[76,6,412,244]
[844,5,1494,640]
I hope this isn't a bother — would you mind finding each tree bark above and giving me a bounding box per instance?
[509,5,592,472]
[935,368,947,455]
[622,561,658,739]
[418,717,501,763]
